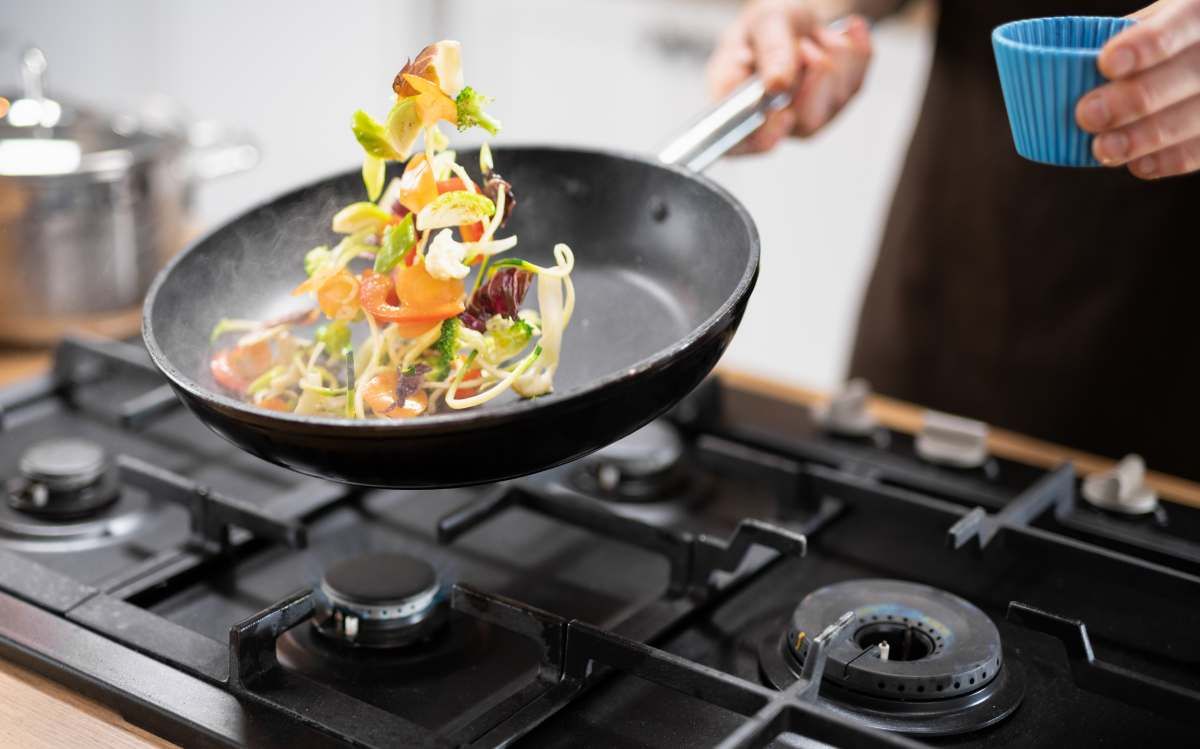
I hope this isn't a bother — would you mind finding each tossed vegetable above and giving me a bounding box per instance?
[208,40,576,418]
[455,86,501,136]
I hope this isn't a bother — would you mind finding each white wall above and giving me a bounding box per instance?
[2,0,932,390]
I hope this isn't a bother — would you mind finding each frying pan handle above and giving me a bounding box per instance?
[656,17,851,172]
[657,76,790,172]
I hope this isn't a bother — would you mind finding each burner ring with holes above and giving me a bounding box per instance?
[758,579,1024,736]
[312,552,446,648]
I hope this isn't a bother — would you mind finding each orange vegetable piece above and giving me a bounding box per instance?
[393,258,465,309]
[363,371,429,419]
[398,154,438,214]
[258,395,293,412]
[359,268,463,332]
[457,365,483,398]
[316,269,361,321]
[210,340,272,394]
[402,74,457,128]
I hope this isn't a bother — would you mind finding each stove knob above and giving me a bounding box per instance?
[1081,454,1159,515]
[915,411,989,468]
[812,378,879,437]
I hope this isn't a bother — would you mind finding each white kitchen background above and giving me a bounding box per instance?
[3,0,933,390]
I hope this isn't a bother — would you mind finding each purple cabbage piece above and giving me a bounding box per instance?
[464,267,533,323]
[482,173,515,227]
[458,310,487,332]
[395,363,430,401]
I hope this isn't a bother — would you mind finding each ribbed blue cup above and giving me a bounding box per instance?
[992,17,1133,167]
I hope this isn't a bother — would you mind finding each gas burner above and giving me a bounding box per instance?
[573,421,690,501]
[758,579,1023,736]
[0,440,152,552]
[312,552,446,648]
[7,439,120,519]
[279,614,488,684]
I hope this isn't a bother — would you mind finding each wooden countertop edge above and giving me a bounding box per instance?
[717,368,1200,510]
[0,350,52,383]
[0,659,174,748]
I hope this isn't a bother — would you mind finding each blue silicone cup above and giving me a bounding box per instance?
[992,16,1133,167]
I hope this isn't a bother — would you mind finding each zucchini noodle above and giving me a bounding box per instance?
[445,346,542,409]
[352,311,384,419]
[446,161,478,192]
[402,323,444,369]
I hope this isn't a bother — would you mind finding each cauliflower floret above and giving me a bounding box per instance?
[423,229,470,281]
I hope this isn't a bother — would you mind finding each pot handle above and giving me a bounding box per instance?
[657,17,849,172]
[186,120,260,181]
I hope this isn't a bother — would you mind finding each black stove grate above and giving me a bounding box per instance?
[0,337,1198,747]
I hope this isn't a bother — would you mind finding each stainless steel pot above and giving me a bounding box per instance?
[0,47,257,344]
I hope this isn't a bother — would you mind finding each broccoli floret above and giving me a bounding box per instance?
[431,317,461,381]
[483,317,533,362]
[455,86,502,136]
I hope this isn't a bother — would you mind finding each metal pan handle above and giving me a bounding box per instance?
[657,76,789,173]
[657,17,850,172]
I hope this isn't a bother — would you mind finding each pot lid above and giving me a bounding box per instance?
[0,47,176,178]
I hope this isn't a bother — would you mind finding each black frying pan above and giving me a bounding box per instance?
[143,78,781,488]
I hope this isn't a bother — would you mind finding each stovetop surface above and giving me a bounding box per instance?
[1,337,1197,748]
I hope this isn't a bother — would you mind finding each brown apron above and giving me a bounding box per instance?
[849,0,1200,479]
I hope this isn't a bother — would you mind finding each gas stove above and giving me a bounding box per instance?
[1,336,1197,747]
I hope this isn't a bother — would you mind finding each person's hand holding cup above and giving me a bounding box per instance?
[1077,0,1200,179]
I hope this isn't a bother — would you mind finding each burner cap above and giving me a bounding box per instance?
[8,439,119,519]
[20,439,107,491]
[322,552,437,605]
[759,578,1024,736]
[573,421,692,501]
[314,552,444,648]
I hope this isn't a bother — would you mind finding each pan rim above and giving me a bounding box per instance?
[143,144,759,434]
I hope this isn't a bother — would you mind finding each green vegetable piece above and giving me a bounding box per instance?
[484,318,533,361]
[344,350,356,418]
[363,154,386,202]
[431,317,461,381]
[351,109,401,160]
[479,141,493,175]
[304,246,332,277]
[484,257,538,276]
[455,86,502,136]
[427,124,450,152]
[315,320,352,356]
[210,318,247,343]
[247,365,285,395]
[415,190,495,231]
[374,214,416,273]
[331,201,393,234]
[303,385,348,397]
[385,97,422,160]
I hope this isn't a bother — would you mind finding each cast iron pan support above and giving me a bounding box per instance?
[1006,601,1200,723]
[437,482,806,596]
